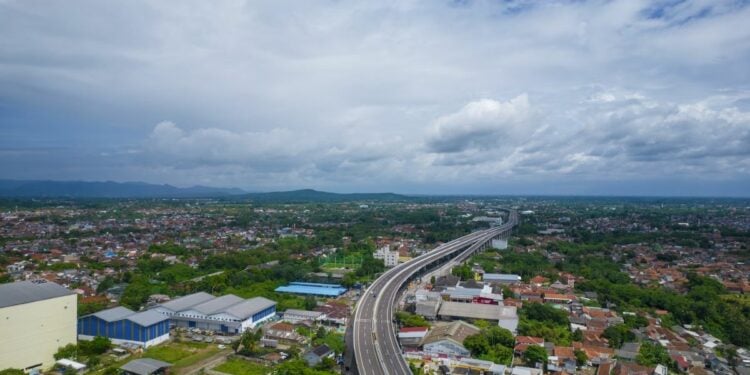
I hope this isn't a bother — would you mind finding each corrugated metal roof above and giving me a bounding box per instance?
[86,306,168,327]
[275,284,347,296]
[191,294,244,315]
[93,306,135,322]
[283,309,324,319]
[483,273,522,281]
[157,292,214,312]
[438,301,511,321]
[120,358,172,375]
[127,310,168,327]
[0,280,74,308]
[224,297,276,320]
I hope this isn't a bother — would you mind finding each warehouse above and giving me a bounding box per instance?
[0,280,77,371]
[438,302,519,334]
[152,292,276,333]
[78,306,170,347]
[274,282,347,297]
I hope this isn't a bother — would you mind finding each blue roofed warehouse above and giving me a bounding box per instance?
[275,282,347,297]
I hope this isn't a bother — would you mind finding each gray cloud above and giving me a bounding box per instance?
[1,0,749,195]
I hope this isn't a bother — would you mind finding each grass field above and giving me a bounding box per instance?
[214,358,272,375]
[320,254,363,269]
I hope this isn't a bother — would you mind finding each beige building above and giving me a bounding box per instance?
[0,280,77,371]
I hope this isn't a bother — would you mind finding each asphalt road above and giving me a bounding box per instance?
[352,212,517,375]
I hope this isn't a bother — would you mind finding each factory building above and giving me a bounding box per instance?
[0,280,77,371]
[78,306,170,348]
[274,282,347,297]
[151,292,276,333]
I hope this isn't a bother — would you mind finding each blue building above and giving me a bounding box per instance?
[275,282,347,297]
[78,306,170,348]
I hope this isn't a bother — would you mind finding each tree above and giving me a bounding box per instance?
[315,356,336,371]
[572,328,583,342]
[341,272,356,288]
[636,342,671,367]
[54,343,78,360]
[574,349,588,367]
[480,345,513,366]
[0,369,25,375]
[304,296,318,310]
[523,345,548,368]
[79,336,112,355]
[464,334,490,356]
[522,303,569,326]
[395,311,430,328]
[316,326,327,339]
[484,326,514,347]
[452,264,474,280]
[602,324,635,349]
[239,329,262,355]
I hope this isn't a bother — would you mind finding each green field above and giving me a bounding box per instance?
[214,358,272,375]
[320,254,363,269]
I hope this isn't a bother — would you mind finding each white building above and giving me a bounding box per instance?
[374,246,399,267]
[152,292,276,333]
[282,309,325,324]
[0,280,77,371]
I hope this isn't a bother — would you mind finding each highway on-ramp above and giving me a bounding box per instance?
[352,211,518,375]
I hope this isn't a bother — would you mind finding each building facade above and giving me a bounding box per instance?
[0,280,77,371]
[152,292,276,333]
[374,246,399,267]
[78,306,170,347]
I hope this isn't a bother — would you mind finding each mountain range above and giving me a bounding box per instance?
[0,180,408,201]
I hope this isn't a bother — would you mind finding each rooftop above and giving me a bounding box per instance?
[275,282,347,297]
[86,306,169,327]
[120,358,172,375]
[438,301,517,321]
[422,321,480,346]
[0,280,75,308]
[154,292,276,320]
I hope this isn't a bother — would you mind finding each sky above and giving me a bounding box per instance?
[1,0,750,196]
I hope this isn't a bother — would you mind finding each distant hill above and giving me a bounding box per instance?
[0,180,245,198]
[238,189,410,202]
[0,181,409,201]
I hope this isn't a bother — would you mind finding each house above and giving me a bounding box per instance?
[514,336,544,353]
[530,275,550,287]
[398,327,429,348]
[152,292,276,333]
[483,273,522,285]
[120,358,172,375]
[263,322,307,346]
[282,309,325,324]
[437,301,518,333]
[304,344,334,366]
[78,306,170,347]
[511,366,543,375]
[421,321,480,358]
[0,280,77,371]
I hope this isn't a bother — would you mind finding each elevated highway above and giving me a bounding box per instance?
[351,210,518,375]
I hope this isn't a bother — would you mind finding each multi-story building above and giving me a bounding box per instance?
[374,246,399,267]
[0,280,77,371]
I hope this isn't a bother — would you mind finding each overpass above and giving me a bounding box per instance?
[350,210,518,375]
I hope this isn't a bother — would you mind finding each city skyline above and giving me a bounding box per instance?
[2,1,749,196]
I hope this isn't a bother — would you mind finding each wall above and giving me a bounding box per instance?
[0,294,77,371]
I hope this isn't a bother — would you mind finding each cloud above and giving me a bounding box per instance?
[427,94,534,153]
[1,0,750,195]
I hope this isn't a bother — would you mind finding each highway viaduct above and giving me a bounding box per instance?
[345,210,518,375]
